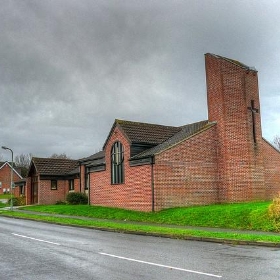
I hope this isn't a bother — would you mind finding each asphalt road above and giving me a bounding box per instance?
[0,217,279,280]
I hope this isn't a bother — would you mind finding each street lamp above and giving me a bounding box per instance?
[1,146,13,211]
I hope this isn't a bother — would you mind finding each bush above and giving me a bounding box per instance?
[268,193,280,231]
[269,193,280,219]
[66,192,88,205]
[55,200,67,205]
[8,196,26,206]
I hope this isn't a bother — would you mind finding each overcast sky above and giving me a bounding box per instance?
[1,0,280,161]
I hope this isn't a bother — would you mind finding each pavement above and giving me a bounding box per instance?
[1,207,280,246]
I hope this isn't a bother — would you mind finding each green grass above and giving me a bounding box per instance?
[2,210,280,245]
[0,194,13,199]
[0,202,6,208]
[1,201,280,245]
[19,201,276,232]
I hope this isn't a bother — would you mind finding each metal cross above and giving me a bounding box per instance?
[247,100,259,143]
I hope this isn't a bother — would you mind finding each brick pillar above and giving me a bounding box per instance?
[205,53,265,202]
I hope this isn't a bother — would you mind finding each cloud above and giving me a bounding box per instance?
[1,0,280,160]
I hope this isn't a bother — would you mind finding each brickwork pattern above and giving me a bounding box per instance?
[0,164,22,194]
[263,140,280,198]
[154,126,219,210]
[205,54,266,202]
[39,180,68,205]
[89,126,153,211]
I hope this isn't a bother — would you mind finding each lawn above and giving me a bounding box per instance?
[0,194,13,199]
[1,201,280,245]
[20,201,278,232]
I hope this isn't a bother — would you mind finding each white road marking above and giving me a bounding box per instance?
[12,233,60,246]
[99,252,222,278]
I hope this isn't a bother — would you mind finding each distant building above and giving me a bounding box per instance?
[0,161,23,196]
[26,157,79,205]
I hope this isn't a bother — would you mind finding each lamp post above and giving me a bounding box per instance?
[1,146,13,211]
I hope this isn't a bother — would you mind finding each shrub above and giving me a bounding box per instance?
[7,197,25,206]
[268,193,280,231]
[269,193,280,219]
[66,192,88,205]
[56,200,67,205]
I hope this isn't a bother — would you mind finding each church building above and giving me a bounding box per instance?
[79,53,280,211]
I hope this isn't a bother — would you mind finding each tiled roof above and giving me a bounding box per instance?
[79,150,105,163]
[32,157,79,176]
[79,151,105,167]
[110,119,181,145]
[131,120,215,159]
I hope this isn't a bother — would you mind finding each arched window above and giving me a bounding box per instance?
[111,141,124,184]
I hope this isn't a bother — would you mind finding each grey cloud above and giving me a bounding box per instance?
[1,0,280,160]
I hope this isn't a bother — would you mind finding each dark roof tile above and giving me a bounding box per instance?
[32,157,79,176]
[117,119,181,144]
[131,120,215,159]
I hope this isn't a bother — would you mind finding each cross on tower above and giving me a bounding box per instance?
[247,100,259,143]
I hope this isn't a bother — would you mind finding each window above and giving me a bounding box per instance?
[51,180,57,190]
[69,179,74,191]
[111,141,124,184]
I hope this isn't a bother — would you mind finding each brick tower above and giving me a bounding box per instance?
[205,53,265,202]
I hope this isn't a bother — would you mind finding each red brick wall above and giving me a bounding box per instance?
[89,126,153,211]
[205,54,266,202]
[74,178,80,193]
[0,164,22,195]
[154,126,219,210]
[38,179,68,205]
[80,164,86,192]
[263,140,280,198]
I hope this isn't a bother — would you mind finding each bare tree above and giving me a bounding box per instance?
[50,153,70,159]
[14,153,33,177]
[273,135,280,150]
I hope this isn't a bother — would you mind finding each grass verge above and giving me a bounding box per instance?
[1,210,280,246]
[18,201,277,231]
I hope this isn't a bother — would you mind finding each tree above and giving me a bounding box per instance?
[273,135,280,151]
[14,153,32,177]
[50,153,70,159]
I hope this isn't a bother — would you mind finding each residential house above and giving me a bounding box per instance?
[26,157,80,205]
[0,161,23,196]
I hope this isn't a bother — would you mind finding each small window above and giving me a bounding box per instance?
[111,141,124,184]
[51,180,57,190]
[69,179,74,191]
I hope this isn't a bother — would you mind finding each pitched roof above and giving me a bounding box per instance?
[103,119,182,149]
[79,150,105,167]
[0,161,23,179]
[131,120,215,159]
[79,150,105,163]
[32,157,79,176]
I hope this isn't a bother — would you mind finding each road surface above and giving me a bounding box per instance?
[0,217,279,279]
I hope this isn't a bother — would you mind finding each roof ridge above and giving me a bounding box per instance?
[116,119,179,128]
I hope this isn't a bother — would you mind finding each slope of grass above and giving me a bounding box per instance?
[20,201,276,232]
[2,210,280,245]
